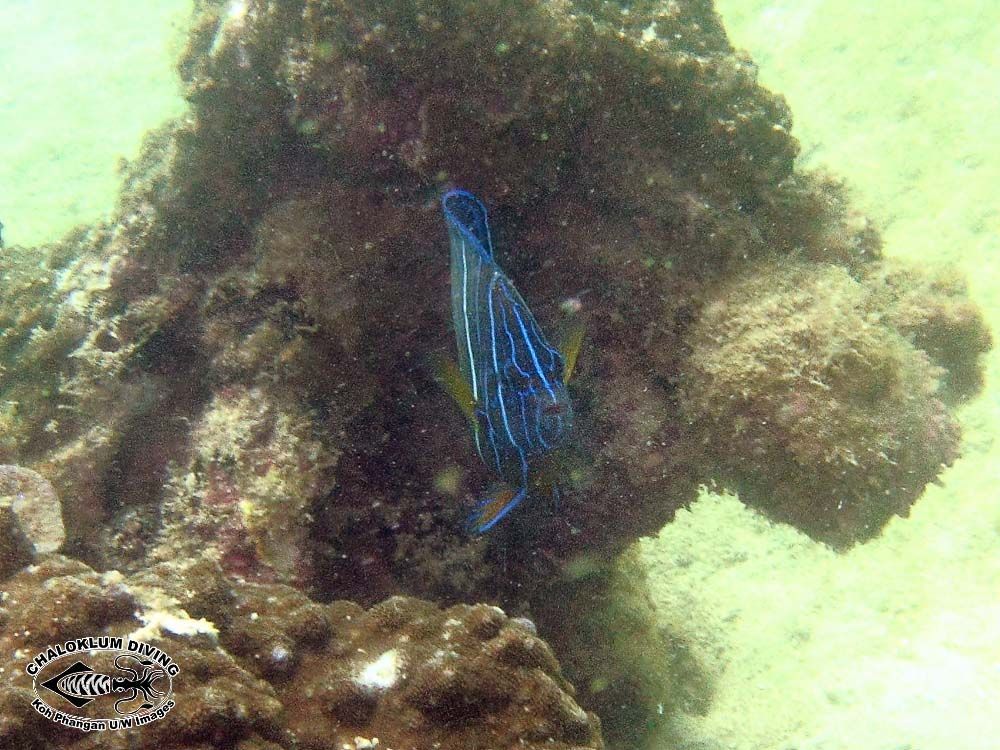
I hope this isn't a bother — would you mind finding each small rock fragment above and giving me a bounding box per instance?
[0,465,64,555]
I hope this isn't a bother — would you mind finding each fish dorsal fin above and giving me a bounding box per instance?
[442,189,494,261]
[560,319,585,383]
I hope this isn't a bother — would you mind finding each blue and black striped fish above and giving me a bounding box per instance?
[436,190,583,533]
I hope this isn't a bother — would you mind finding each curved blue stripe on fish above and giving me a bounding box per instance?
[443,189,575,533]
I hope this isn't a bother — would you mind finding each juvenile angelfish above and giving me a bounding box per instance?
[437,190,582,533]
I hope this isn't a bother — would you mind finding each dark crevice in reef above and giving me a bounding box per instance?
[90,315,215,571]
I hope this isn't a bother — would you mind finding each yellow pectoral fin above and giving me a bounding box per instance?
[430,352,479,429]
[467,485,528,534]
[560,320,585,383]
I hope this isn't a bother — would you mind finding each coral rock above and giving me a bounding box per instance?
[680,261,962,547]
[0,465,64,563]
[286,598,603,750]
[867,261,992,402]
[0,556,601,750]
[153,384,336,583]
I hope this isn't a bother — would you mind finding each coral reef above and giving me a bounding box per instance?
[0,554,601,750]
[679,261,964,547]
[534,547,712,749]
[0,0,991,746]
[152,384,336,583]
[865,261,992,403]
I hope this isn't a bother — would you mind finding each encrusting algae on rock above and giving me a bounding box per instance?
[0,465,65,577]
[0,0,991,747]
[152,384,336,583]
[0,555,602,750]
[679,260,967,547]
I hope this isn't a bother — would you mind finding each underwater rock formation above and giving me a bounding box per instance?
[0,465,65,575]
[152,384,336,583]
[0,554,602,750]
[679,261,966,547]
[865,261,991,403]
[0,0,991,746]
[534,547,712,749]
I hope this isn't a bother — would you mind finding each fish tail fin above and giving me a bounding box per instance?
[466,485,528,534]
[442,189,494,261]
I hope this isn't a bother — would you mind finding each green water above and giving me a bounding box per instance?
[0,1,190,246]
[1,2,997,748]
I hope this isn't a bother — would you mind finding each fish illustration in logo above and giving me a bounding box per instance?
[436,189,583,533]
[39,655,167,715]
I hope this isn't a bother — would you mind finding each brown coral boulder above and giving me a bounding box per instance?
[0,0,986,597]
[0,555,601,750]
[679,261,961,547]
[866,262,992,403]
[285,596,602,750]
[0,557,283,750]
